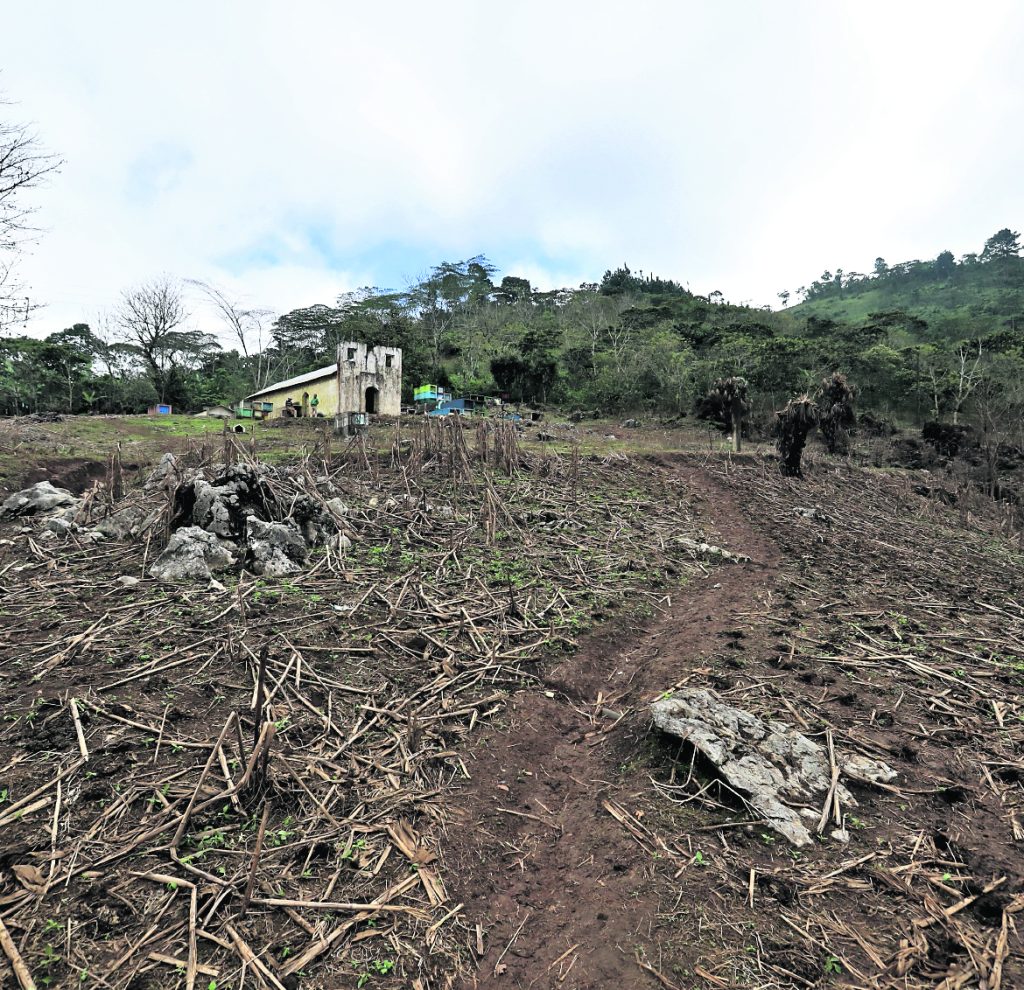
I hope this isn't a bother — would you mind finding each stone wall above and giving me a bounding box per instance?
[336,342,403,416]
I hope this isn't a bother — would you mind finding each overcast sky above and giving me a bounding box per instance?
[3,0,1023,341]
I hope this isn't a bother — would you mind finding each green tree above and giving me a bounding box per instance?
[981,228,1021,262]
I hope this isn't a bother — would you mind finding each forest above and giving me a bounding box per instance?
[1,229,1022,439]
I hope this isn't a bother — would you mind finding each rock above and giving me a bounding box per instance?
[794,506,831,524]
[146,452,178,486]
[651,689,894,847]
[175,465,276,540]
[44,516,74,536]
[843,754,898,785]
[94,503,159,540]
[325,498,349,519]
[246,517,306,577]
[191,478,246,538]
[150,526,237,583]
[830,827,850,844]
[622,418,641,428]
[117,575,140,587]
[674,536,751,564]
[291,494,333,546]
[1,481,77,519]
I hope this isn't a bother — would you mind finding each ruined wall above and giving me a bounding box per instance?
[336,342,403,416]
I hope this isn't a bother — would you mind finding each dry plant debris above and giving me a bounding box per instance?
[0,421,711,989]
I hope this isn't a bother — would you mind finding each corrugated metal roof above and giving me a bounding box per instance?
[246,363,338,400]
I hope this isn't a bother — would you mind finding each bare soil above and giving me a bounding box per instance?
[0,420,1022,990]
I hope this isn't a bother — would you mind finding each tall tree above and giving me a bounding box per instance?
[115,277,189,402]
[0,98,61,330]
[981,228,1021,262]
[188,279,274,390]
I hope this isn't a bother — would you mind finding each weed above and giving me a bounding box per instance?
[823,954,842,976]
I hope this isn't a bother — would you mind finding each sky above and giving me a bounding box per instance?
[2,0,1023,343]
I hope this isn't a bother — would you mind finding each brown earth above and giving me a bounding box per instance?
[1,423,1022,990]
[445,458,1024,989]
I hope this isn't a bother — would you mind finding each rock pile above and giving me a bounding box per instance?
[0,455,358,584]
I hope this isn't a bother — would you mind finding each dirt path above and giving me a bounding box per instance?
[446,465,782,989]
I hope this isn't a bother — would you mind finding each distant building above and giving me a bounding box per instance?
[244,342,402,419]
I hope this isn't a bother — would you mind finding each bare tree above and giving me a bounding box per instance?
[952,339,983,425]
[0,101,62,329]
[188,279,273,390]
[115,277,188,400]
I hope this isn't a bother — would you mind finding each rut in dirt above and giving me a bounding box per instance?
[445,467,780,989]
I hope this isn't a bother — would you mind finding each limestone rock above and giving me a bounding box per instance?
[43,516,74,536]
[1,481,77,520]
[651,689,895,847]
[674,536,750,564]
[146,452,178,486]
[246,517,306,577]
[150,526,237,583]
[94,503,159,540]
[325,498,350,520]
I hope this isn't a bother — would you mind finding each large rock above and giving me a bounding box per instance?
[146,452,178,487]
[94,502,160,540]
[651,689,895,846]
[1,481,77,520]
[177,464,275,539]
[149,526,237,583]
[246,517,306,577]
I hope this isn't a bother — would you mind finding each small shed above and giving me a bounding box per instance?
[148,404,173,416]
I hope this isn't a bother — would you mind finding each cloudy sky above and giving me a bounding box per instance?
[3,0,1023,340]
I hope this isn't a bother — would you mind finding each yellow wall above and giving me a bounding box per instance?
[258,372,339,418]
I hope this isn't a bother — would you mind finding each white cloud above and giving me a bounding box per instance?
[3,0,1023,338]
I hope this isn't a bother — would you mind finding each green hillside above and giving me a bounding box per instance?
[782,228,1024,343]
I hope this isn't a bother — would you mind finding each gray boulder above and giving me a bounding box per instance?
[1,481,77,519]
[94,503,160,540]
[651,689,894,846]
[150,526,237,583]
[246,517,306,577]
[44,516,75,536]
[146,452,178,487]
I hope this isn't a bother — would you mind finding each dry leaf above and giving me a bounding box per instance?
[13,864,46,894]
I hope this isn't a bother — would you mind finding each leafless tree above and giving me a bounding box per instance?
[115,277,188,400]
[0,101,62,329]
[952,339,983,425]
[188,279,274,390]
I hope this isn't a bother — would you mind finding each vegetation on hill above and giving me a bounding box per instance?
[1,233,1022,444]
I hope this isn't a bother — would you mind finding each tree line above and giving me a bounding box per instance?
[1,243,1022,449]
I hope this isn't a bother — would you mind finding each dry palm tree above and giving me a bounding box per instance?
[776,395,818,477]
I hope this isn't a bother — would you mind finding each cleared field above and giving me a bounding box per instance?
[0,416,1022,990]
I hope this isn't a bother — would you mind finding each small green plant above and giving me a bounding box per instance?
[692,850,705,866]
[823,955,842,976]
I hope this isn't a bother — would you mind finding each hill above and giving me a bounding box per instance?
[782,227,1024,344]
